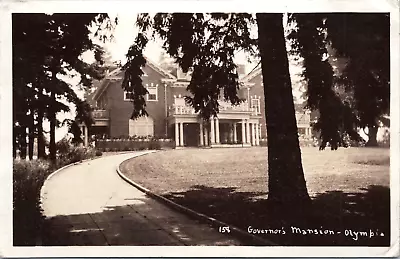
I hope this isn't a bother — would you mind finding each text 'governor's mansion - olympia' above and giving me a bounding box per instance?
[84,56,313,148]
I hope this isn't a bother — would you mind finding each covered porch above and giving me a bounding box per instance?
[169,116,262,148]
[167,95,262,148]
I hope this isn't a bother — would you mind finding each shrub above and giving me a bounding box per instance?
[148,141,161,150]
[56,137,71,156]
[95,138,174,151]
[13,159,51,245]
[95,150,103,157]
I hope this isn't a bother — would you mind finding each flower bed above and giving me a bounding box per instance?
[95,138,174,152]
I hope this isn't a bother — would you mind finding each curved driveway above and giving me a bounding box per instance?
[41,151,242,246]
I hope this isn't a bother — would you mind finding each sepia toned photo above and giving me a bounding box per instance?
[3,2,398,257]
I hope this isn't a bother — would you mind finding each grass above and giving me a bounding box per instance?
[120,147,390,246]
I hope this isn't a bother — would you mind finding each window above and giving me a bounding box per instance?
[129,116,154,137]
[124,91,134,101]
[146,84,158,101]
[251,98,261,114]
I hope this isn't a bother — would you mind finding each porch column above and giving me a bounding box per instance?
[204,126,209,146]
[210,118,215,144]
[241,119,246,144]
[199,122,204,146]
[215,117,220,144]
[255,122,260,146]
[233,123,237,143]
[179,123,184,147]
[175,123,179,147]
[84,125,88,147]
[251,123,256,146]
[246,120,250,144]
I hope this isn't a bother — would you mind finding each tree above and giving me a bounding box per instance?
[256,13,310,205]
[288,14,362,150]
[288,13,390,148]
[12,13,114,161]
[123,13,311,206]
[326,13,390,146]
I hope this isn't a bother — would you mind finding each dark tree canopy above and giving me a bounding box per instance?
[12,13,115,160]
[288,13,390,149]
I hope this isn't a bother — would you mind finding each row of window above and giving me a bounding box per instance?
[124,84,158,101]
[124,85,261,115]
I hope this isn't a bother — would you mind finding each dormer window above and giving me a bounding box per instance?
[146,83,158,101]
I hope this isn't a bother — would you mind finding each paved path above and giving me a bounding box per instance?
[41,151,242,246]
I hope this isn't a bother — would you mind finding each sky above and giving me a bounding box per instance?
[55,13,305,141]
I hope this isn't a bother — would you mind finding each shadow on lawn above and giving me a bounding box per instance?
[163,184,390,246]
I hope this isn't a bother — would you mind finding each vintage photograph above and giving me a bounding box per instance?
[10,10,393,251]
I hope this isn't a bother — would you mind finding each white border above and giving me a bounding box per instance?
[0,0,399,257]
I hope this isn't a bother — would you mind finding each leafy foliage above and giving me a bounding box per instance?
[288,14,362,149]
[288,13,390,148]
[326,13,390,146]
[12,13,115,160]
[13,159,50,245]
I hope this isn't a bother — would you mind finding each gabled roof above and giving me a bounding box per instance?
[91,56,177,101]
[240,64,262,83]
[104,56,177,80]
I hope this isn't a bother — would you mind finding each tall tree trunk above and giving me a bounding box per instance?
[13,126,17,159]
[37,84,46,159]
[366,125,378,147]
[256,13,311,207]
[37,107,45,159]
[49,90,56,161]
[19,126,27,160]
[28,111,34,160]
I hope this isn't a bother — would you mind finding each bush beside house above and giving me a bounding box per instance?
[95,137,174,152]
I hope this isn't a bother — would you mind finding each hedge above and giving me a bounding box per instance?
[95,138,174,152]
[13,159,50,245]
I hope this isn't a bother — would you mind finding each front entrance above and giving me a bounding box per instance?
[184,123,200,147]
[170,117,261,148]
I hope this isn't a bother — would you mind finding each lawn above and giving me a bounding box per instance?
[120,147,390,246]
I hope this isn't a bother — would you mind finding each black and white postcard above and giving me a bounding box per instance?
[0,0,399,257]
